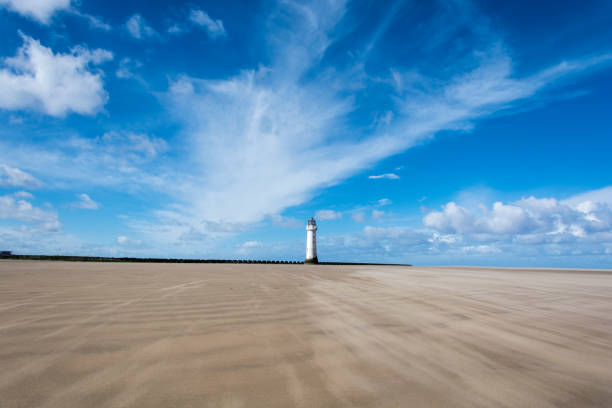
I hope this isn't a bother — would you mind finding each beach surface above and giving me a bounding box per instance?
[1,261,611,407]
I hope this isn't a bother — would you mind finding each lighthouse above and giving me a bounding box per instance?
[305,217,318,264]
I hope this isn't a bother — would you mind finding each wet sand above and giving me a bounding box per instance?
[1,261,611,407]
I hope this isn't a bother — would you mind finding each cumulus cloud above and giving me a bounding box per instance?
[377,198,392,206]
[0,163,43,188]
[316,186,612,265]
[317,185,612,265]
[423,188,612,242]
[70,193,99,210]
[0,0,71,24]
[125,14,157,39]
[189,8,226,37]
[423,202,476,233]
[316,210,342,220]
[369,173,400,180]
[0,34,112,116]
[0,192,60,231]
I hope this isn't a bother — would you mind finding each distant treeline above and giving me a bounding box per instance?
[0,254,303,264]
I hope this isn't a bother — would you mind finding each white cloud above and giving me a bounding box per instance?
[0,131,171,193]
[125,14,156,39]
[369,173,400,180]
[377,198,392,206]
[157,0,612,241]
[317,185,612,264]
[117,235,142,247]
[161,0,394,225]
[167,7,226,38]
[423,202,476,233]
[0,34,112,117]
[562,186,612,207]
[70,193,99,210]
[167,69,395,224]
[116,57,143,79]
[67,8,111,30]
[0,0,111,30]
[189,8,226,38]
[236,240,263,255]
[268,214,302,228]
[352,211,366,223]
[372,209,384,220]
[0,163,43,188]
[318,225,430,262]
[167,24,183,35]
[241,240,262,248]
[423,187,612,241]
[459,244,501,254]
[0,0,71,24]
[94,131,168,160]
[316,210,342,220]
[0,192,60,231]
[13,191,34,199]
[3,0,612,255]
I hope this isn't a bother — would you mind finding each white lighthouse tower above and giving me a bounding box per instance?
[305,217,318,264]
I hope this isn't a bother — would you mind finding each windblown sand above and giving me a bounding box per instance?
[1,261,611,407]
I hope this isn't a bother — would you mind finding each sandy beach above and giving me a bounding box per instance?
[1,261,611,407]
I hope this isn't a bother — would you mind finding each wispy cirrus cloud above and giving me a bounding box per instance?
[67,8,111,30]
[152,0,612,241]
[0,131,172,191]
[369,173,399,180]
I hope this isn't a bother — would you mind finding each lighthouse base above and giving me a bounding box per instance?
[304,257,318,264]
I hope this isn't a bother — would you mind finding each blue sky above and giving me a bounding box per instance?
[1,0,612,267]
